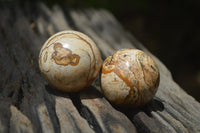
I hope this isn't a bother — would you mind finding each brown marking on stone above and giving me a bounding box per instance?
[47,32,96,66]
[46,32,100,82]
[102,56,115,74]
[39,54,42,65]
[138,52,159,89]
[69,32,99,82]
[52,43,80,66]
[43,51,48,63]
[134,51,159,107]
[70,54,80,66]
[102,49,157,107]
[102,49,138,88]
[122,86,140,106]
[53,43,62,49]
[123,87,133,104]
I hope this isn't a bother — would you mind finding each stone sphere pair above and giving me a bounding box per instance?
[39,30,160,108]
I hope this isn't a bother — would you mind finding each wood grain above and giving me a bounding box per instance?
[0,2,199,133]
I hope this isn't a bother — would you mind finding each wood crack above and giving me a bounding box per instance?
[69,93,103,133]
[44,92,61,133]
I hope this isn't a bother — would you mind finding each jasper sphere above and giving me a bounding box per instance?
[101,49,159,107]
[39,30,102,92]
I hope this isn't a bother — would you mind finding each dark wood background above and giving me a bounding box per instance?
[0,2,199,133]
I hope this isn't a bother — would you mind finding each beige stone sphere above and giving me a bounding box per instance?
[39,30,102,92]
[101,49,159,108]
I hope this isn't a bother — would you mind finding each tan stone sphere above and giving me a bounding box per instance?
[39,30,102,92]
[100,49,160,108]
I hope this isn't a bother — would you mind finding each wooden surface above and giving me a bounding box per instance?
[0,2,200,133]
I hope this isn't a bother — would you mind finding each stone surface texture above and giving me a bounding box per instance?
[39,31,101,92]
[101,49,159,107]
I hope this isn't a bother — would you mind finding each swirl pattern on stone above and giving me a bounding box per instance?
[101,49,160,108]
[52,43,80,66]
[39,30,102,92]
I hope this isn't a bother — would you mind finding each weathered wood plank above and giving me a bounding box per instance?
[0,2,200,133]
[10,105,34,133]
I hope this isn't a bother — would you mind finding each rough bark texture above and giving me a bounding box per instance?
[0,2,200,133]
